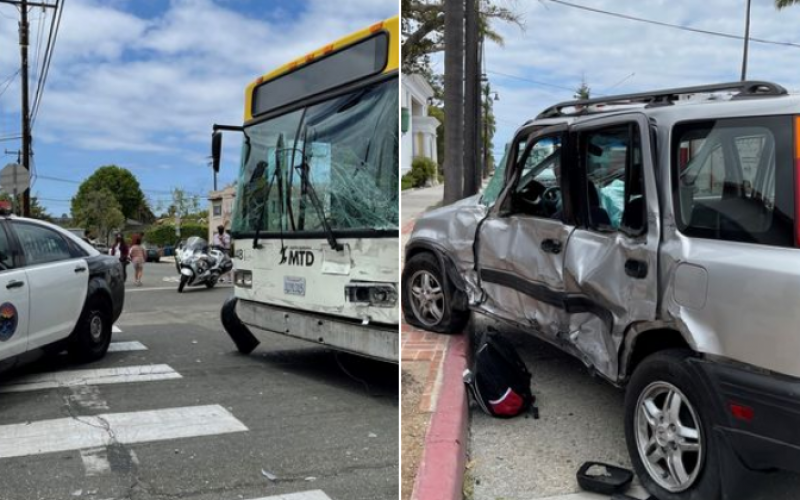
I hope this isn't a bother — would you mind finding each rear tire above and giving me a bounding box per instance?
[178,275,188,293]
[402,252,468,333]
[68,295,112,364]
[205,280,216,289]
[624,349,722,500]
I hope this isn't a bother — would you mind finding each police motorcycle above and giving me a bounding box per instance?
[175,236,233,293]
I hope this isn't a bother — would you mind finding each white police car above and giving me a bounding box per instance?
[0,214,125,371]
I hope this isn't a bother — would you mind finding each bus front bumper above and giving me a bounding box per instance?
[234,298,398,363]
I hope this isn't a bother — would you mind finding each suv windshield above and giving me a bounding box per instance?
[232,78,399,236]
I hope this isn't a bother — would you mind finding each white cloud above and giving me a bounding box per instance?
[476,0,800,148]
[20,0,397,163]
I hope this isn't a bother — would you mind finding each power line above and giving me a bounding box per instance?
[31,0,62,126]
[0,69,21,98]
[547,0,800,49]
[35,174,206,198]
[486,69,579,93]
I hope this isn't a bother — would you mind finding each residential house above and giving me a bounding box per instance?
[401,74,440,175]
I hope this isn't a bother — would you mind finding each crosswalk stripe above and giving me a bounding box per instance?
[107,341,147,352]
[0,365,181,393]
[112,325,122,333]
[0,404,248,459]
[246,492,333,500]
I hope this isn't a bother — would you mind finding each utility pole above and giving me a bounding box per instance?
[1,0,57,216]
[741,0,752,81]
[443,0,465,204]
[463,0,480,197]
[19,0,31,216]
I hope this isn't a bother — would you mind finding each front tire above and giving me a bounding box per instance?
[402,252,468,333]
[178,274,188,293]
[624,350,721,500]
[68,295,112,363]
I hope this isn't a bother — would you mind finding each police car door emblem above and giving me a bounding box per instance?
[0,302,18,341]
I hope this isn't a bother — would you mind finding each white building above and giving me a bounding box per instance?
[401,74,440,175]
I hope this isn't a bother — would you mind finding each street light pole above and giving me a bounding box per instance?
[741,0,752,81]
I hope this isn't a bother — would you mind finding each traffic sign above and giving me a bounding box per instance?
[0,164,30,195]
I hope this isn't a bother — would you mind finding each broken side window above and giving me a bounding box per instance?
[579,124,645,234]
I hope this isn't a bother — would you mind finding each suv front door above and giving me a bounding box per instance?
[475,125,576,340]
[562,113,659,380]
[11,221,89,350]
[0,221,30,363]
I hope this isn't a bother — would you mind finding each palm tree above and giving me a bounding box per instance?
[776,0,800,8]
[443,0,465,204]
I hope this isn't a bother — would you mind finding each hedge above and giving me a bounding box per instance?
[144,223,208,247]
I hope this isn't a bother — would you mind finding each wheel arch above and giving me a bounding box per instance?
[404,239,468,311]
[620,323,696,383]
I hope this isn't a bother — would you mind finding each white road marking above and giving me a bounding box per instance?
[246,492,333,500]
[80,447,110,476]
[107,341,147,352]
[0,404,248,459]
[68,385,109,411]
[0,365,181,393]
[112,325,122,334]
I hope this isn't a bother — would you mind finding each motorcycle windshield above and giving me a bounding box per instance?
[184,237,209,254]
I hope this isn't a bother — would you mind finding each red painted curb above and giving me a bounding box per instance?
[412,333,470,500]
[401,218,416,235]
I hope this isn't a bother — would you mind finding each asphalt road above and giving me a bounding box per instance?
[469,316,800,500]
[0,262,399,500]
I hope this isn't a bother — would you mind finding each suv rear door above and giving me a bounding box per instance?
[562,113,659,380]
[475,124,576,338]
[0,221,30,362]
[11,221,89,350]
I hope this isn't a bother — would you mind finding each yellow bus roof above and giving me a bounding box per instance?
[244,15,398,121]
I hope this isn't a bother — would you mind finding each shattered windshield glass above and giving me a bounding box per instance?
[232,78,399,235]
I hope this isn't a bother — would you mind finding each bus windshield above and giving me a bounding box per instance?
[232,77,398,236]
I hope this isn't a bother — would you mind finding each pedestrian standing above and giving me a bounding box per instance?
[110,233,130,282]
[129,235,146,286]
[212,225,231,282]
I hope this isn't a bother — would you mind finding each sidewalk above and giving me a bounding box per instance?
[401,184,469,500]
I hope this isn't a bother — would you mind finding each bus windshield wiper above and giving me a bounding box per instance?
[296,126,343,251]
[252,133,285,249]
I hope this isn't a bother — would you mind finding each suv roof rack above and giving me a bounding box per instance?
[536,80,788,119]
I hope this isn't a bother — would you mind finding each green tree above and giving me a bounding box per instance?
[575,76,591,100]
[71,165,151,223]
[776,0,799,8]
[0,193,52,221]
[73,189,125,244]
[402,0,524,73]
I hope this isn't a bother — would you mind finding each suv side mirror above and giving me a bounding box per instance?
[211,131,223,173]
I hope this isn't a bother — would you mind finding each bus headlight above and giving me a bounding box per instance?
[234,270,253,288]
[345,283,397,308]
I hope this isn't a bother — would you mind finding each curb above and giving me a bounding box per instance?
[411,333,470,500]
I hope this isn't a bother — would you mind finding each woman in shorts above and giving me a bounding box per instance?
[129,235,147,286]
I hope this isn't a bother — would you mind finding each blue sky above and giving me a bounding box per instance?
[0,0,397,216]
[425,0,800,162]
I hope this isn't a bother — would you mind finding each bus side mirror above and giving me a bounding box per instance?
[211,131,223,173]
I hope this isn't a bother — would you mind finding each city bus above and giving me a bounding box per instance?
[213,17,399,362]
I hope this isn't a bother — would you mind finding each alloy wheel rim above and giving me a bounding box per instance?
[408,270,445,327]
[635,381,703,492]
[89,313,103,341]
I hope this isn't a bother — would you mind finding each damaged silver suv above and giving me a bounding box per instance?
[402,81,800,500]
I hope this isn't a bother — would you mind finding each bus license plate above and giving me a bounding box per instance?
[284,276,306,296]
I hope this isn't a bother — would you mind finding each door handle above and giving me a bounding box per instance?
[74,266,87,273]
[541,239,563,254]
[6,280,24,289]
[625,259,648,279]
